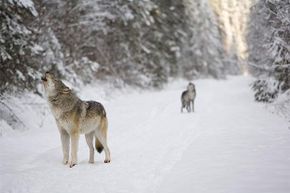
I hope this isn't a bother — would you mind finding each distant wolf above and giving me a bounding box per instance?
[42,72,110,168]
[181,82,196,113]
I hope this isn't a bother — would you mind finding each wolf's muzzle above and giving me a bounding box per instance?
[41,76,47,81]
[41,72,50,81]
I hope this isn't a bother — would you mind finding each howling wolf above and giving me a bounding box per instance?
[42,72,111,168]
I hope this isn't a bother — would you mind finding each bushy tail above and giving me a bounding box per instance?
[95,138,104,153]
[95,116,108,153]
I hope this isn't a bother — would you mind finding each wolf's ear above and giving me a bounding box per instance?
[61,87,71,94]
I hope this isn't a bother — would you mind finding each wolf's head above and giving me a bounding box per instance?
[187,82,195,92]
[41,72,71,97]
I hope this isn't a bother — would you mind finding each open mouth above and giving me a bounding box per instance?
[41,76,47,81]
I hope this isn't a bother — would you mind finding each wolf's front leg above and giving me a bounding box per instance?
[60,129,70,165]
[70,133,79,168]
[186,104,191,112]
[192,100,195,112]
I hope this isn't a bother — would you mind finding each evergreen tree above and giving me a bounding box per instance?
[0,0,38,93]
[248,0,290,102]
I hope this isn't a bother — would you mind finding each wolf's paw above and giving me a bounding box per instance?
[69,161,77,168]
[63,159,69,165]
[88,160,94,164]
[104,159,111,163]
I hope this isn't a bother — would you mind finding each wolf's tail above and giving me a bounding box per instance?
[95,138,103,153]
[95,116,108,153]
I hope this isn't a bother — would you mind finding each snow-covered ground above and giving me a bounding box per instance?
[0,76,290,193]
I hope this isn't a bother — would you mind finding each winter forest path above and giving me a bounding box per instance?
[0,76,290,193]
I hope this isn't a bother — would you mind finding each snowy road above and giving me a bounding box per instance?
[1,76,290,193]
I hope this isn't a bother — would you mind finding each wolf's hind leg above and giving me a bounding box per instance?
[97,135,111,163]
[60,129,70,165]
[97,117,111,163]
[181,101,186,113]
[85,131,95,163]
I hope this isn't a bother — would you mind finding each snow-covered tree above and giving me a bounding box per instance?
[0,0,39,93]
[181,0,226,79]
[247,0,290,102]
[1,0,235,94]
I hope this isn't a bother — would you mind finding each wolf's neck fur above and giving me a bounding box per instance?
[48,91,80,114]
[187,89,195,99]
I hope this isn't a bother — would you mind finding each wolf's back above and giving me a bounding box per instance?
[85,101,106,118]
[181,90,188,100]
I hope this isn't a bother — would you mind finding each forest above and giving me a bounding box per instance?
[1,0,238,94]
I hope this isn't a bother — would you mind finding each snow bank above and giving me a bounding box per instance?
[268,90,290,120]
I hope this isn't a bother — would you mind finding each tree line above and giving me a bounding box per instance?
[0,0,239,94]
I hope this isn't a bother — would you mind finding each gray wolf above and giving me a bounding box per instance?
[41,72,111,168]
[181,82,196,113]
